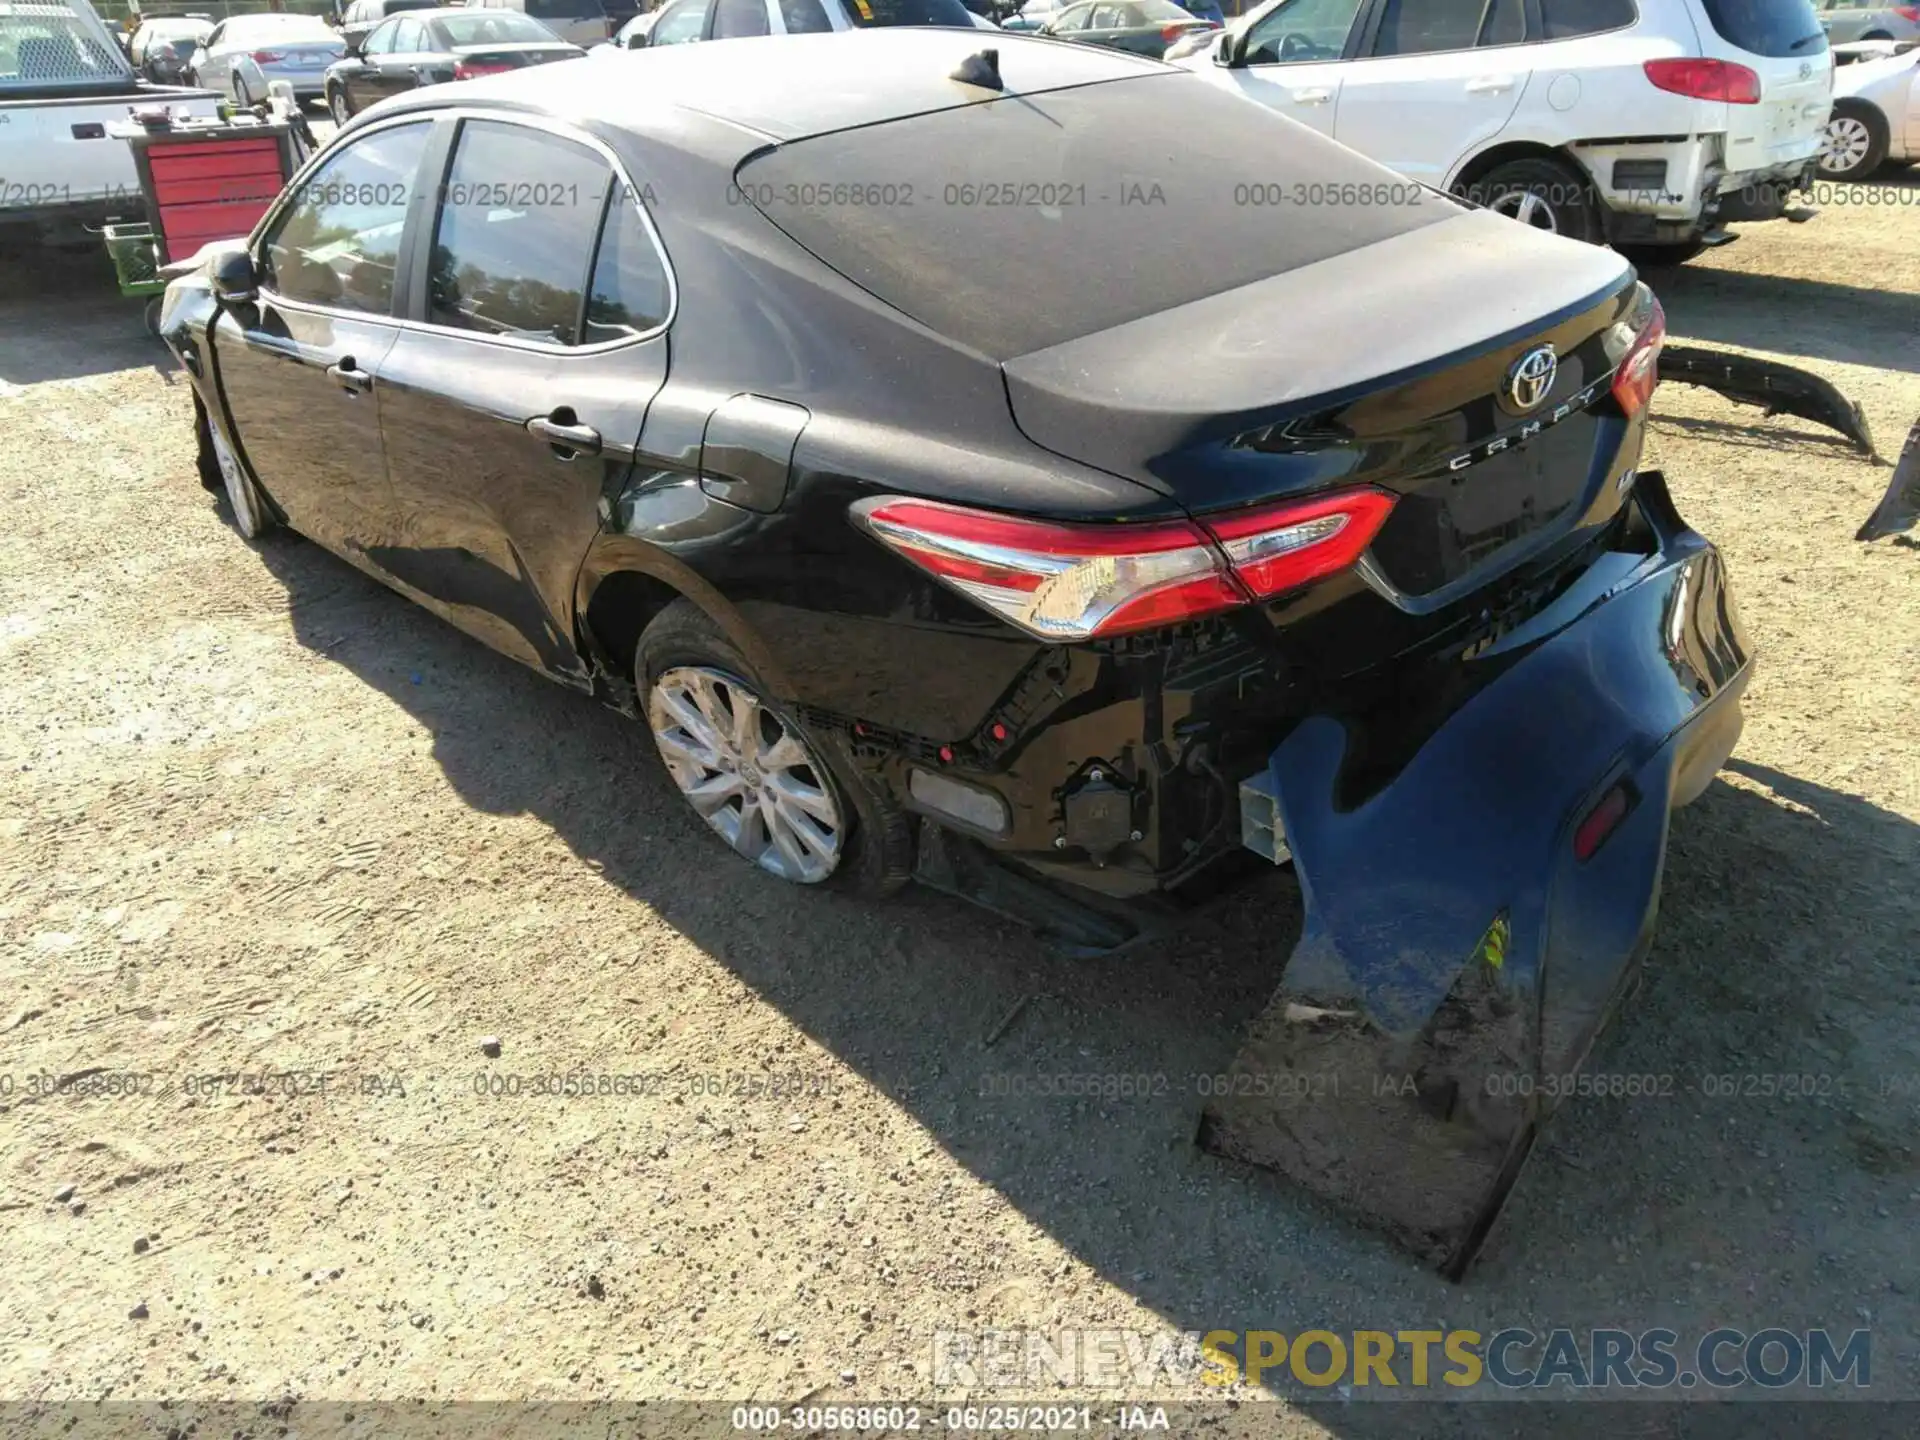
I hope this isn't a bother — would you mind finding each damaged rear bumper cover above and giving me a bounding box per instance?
[1200,472,1751,1278]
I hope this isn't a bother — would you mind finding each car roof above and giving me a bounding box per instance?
[382,28,1165,142]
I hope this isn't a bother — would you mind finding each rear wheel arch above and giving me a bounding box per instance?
[1449,145,1603,244]
[576,539,794,704]
[1448,140,1597,198]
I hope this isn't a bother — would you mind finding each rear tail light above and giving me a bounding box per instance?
[1895,5,1918,19]
[250,48,285,62]
[454,59,516,79]
[1642,57,1760,104]
[1610,288,1666,419]
[1160,22,1193,39]
[852,487,1397,641]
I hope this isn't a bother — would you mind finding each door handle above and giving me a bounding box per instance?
[1465,75,1515,95]
[528,414,602,456]
[1290,86,1334,105]
[325,358,372,394]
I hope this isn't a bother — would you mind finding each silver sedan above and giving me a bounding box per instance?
[188,13,346,104]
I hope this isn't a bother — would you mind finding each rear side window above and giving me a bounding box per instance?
[583,194,672,342]
[741,75,1451,359]
[428,121,613,344]
[779,0,835,29]
[714,0,770,33]
[1372,0,1499,54]
[841,0,978,26]
[1538,0,1636,37]
[1692,0,1826,56]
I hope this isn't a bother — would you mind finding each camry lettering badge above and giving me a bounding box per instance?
[1445,379,1606,473]
[1506,345,1558,412]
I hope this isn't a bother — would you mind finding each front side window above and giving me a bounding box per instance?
[1052,2,1095,25]
[363,18,400,52]
[260,122,430,313]
[651,0,708,41]
[428,121,613,345]
[1243,0,1366,63]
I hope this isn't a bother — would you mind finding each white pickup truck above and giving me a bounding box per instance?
[1,0,220,237]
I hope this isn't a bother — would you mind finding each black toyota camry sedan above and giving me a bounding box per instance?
[162,28,1752,1275]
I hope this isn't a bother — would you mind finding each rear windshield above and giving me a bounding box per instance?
[1694,0,1826,58]
[0,0,134,90]
[437,11,557,42]
[842,0,978,27]
[740,73,1449,359]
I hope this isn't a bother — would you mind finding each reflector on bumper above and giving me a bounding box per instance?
[1200,474,1752,1278]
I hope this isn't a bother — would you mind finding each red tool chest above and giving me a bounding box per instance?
[117,116,304,266]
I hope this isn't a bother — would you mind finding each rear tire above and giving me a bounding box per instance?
[1819,100,1890,182]
[636,600,912,897]
[328,86,351,125]
[234,74,252,108]
[1460,157,1601,245]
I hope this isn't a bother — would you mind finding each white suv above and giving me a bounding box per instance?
[1170,0,1835,263]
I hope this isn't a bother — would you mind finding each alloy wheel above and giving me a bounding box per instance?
[330,89,350,125]
[1488,189,1559,232]
[1820,115,1873,177]
[209,425,267,539]
[646,666,845,884]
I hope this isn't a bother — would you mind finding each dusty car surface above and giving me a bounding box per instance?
[161,27,1751,1273]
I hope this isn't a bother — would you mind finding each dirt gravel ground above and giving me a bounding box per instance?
[1,174,1916,1438]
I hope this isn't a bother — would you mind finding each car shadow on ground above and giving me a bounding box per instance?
[245,522,1919,1427]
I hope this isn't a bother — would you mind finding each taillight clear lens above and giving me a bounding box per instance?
[1642,57,1761,104]
[855,498,1241,640]
[1610,290,1666,419]
[1202,488,1397,599]
[852,487,1398,641]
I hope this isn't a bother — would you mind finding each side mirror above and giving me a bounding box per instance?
[1220,29,1244,66]
[211,248,258,304]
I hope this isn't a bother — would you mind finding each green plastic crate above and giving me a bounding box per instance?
[102,222,167,297]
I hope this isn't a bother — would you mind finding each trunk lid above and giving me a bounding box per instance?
[1001,209,1641,603]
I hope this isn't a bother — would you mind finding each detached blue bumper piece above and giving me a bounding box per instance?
[1199,474,1752,1278]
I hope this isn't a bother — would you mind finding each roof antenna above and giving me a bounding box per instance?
[949,47,1003,91]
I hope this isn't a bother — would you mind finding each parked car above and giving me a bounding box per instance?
[1000,0,1061,27]
[1820,38,1919,174]
[128,15,214,83]
[339,0,445,49]
[612,0,996,40]
[188,12,346,104]
[163,26,1749,1275]
[325,7,581,121]
[1,0,220,236]
[1167,0,1835,265]
[1818,0,1920,42]
[1036,0,1218,55]
[612,0,706,44]
[462,0,614,46]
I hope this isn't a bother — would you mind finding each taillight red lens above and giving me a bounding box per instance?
[1574,782,1635,861]
[1160,22,1192,40]
[1643,57,1761,104]
[1611,292,1666,419]
[250,48,285,62]
[1894,5,1918,20]
[853,486,1396,640]
[454,59,515,79]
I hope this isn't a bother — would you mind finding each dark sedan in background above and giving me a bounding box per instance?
[1035,0,1218,55]
[323,7,582,120]
[162,29,1748,1281]
[128,15,214,83]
